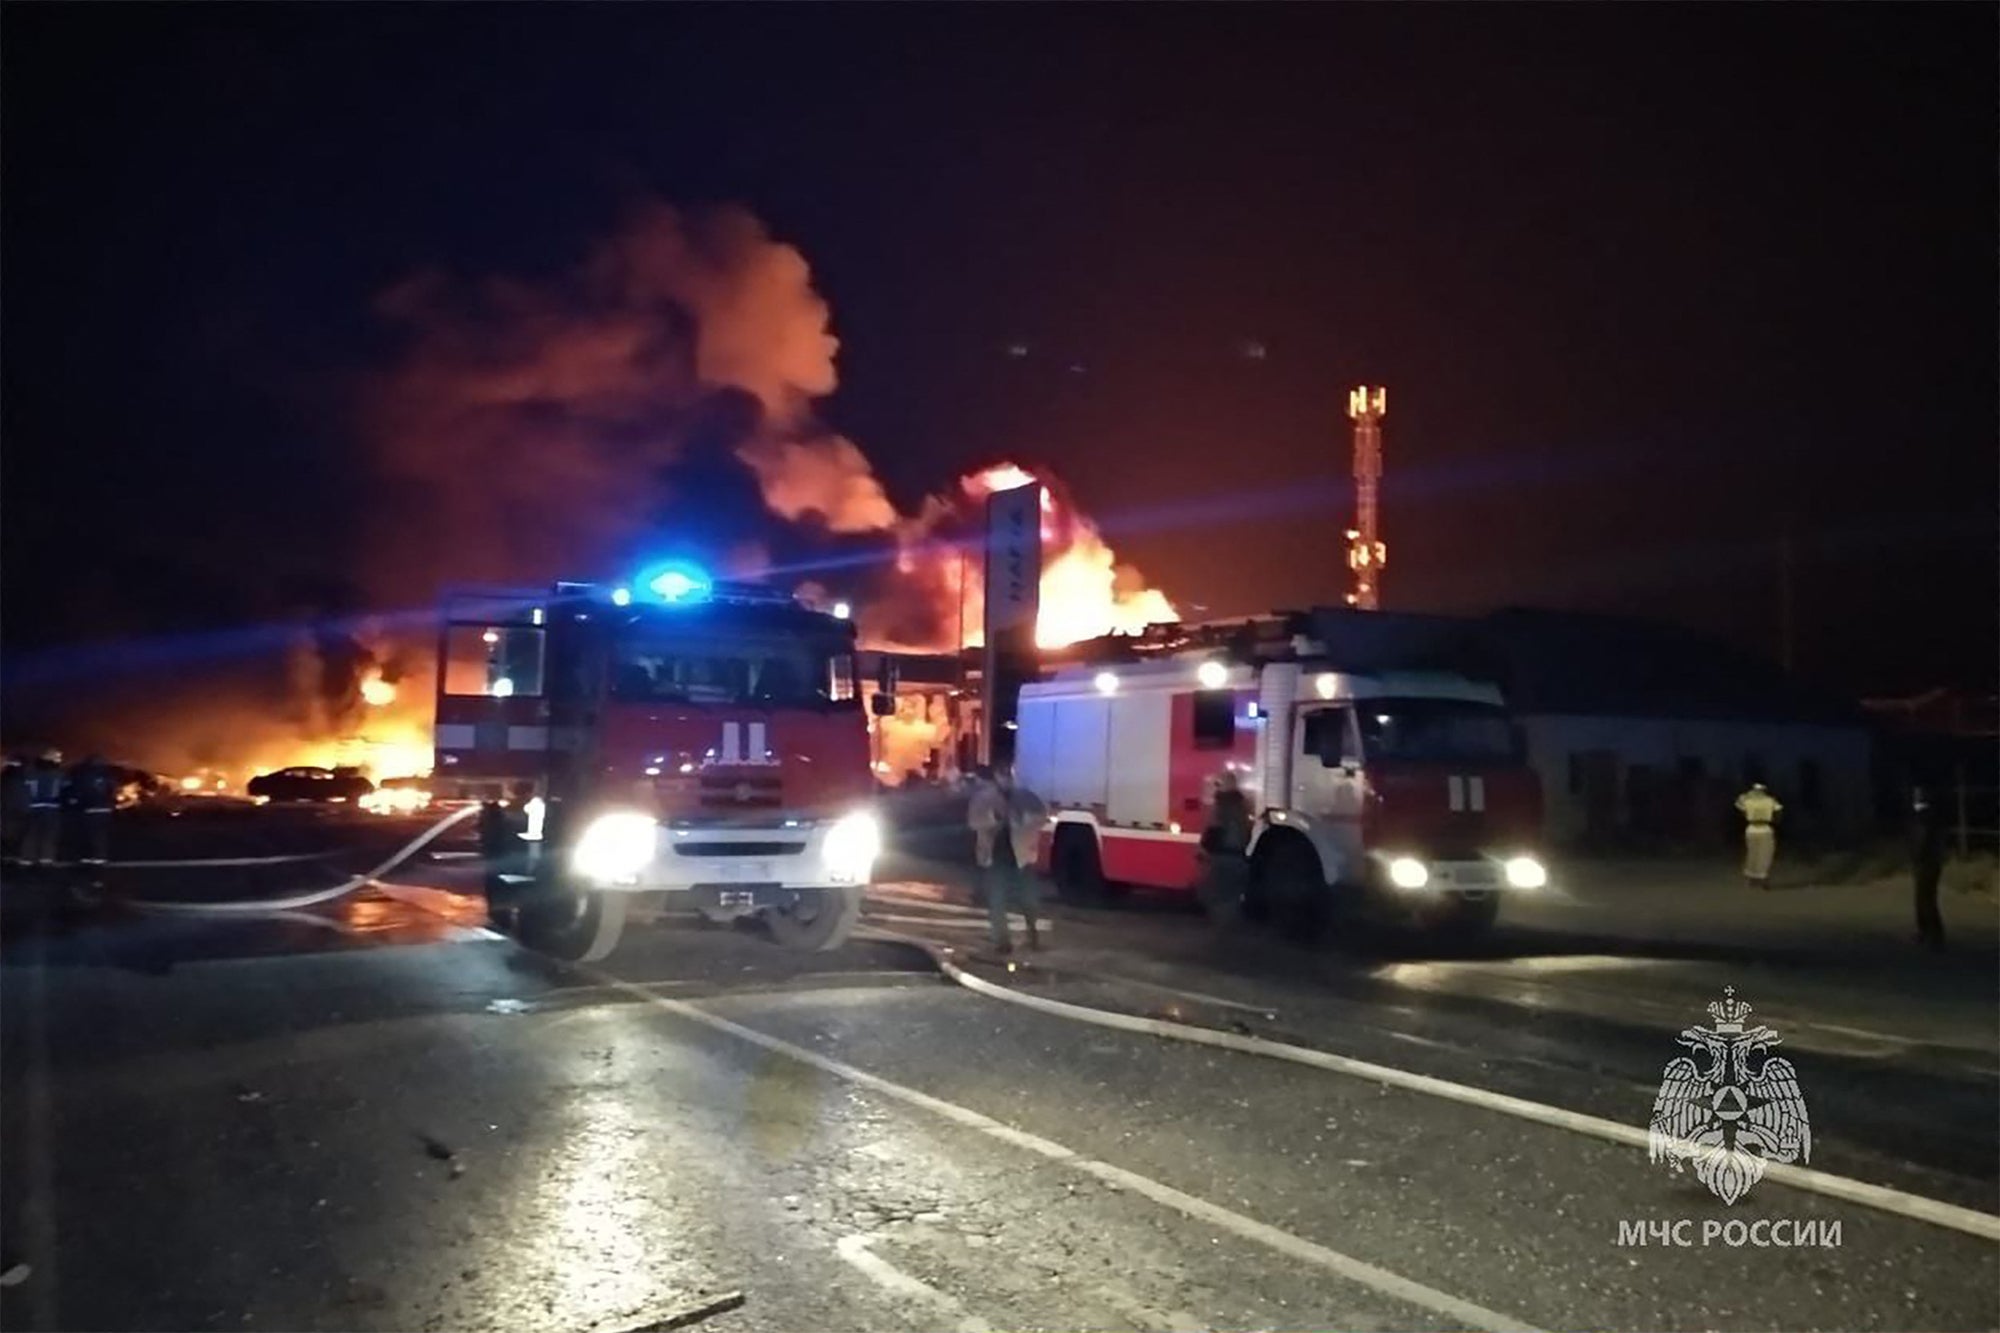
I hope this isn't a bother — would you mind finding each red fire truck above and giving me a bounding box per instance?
[433,563,883,960]
[1014,611,1547,937]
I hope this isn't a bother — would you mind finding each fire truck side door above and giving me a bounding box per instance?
[1294,706,1365,852]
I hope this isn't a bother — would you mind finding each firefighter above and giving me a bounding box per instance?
[480,783,537,926]
[1197,769,1253,924]
[21,749,65,868]
[1910,784,1947,951]
[1734,782,1782,890]
[967,765,1002,909]
[971,763,1045,954]
[69,754,118,868]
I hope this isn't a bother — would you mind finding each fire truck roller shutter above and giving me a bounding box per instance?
[1046,697,1112,809]
[1014,695,1058,797]
[1256,663,1301,819]
[1105,689,1171,826]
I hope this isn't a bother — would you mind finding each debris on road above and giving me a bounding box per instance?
[418,1131,466,1178]
[610,1289,747,1333]
[0,1262,29,1288]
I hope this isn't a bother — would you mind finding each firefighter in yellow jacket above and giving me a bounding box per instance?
[1734,782,1783,890]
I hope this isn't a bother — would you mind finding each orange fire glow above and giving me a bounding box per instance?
[953,463,1176,650]
[359,670,397,707]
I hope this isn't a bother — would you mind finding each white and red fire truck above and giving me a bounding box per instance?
[432,564,884,960]
[1015,612,1547,936]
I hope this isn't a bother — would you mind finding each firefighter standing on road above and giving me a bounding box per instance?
[1198,770,1253,924]
[21,749,65,867]
[969,763,1045,955]
[70,754,118,869]
[1909,784,1947,951]
[1734,782,1783,890]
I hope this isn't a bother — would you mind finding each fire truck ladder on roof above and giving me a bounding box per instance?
[1043,614,1313,668]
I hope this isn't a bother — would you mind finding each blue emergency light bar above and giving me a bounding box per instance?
[645,563,711,603]
[569,564,810,613]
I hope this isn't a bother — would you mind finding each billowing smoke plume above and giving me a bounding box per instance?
[113,200,1173,781]
[361,201,868,601]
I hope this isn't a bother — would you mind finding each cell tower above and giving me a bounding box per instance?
[1345,385,1387,610]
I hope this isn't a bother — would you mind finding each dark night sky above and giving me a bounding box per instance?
[4,3,1995,716]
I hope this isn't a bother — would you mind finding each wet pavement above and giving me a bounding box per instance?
[1,834,1995,1332]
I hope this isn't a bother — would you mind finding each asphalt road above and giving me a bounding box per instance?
[2,829,1996,1332]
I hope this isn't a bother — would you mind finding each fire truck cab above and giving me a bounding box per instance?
[1015,613,1547,937]
[433,564,880,960]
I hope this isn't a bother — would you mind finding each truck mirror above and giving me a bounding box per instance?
[871,691,896,718]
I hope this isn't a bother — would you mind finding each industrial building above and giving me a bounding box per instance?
[1471,609,1873,849]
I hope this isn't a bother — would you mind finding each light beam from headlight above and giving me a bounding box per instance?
[823,810,881,883]
[572,811,657,884]
[1505,855,1548,889]
[1387,856,1429,889]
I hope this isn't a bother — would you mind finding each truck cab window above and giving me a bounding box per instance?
[828,653,857,702]
[1300,708,1355,765]
[442,626,545,697]
[1191,690,1236,750]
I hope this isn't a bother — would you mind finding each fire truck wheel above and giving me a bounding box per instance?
[765,884,861,951]
[1261,835,1331,940]
[1051,826,1104,904]
[517,886,628,962]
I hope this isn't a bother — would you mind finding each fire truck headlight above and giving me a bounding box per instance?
[1504,855,1548,889]
[1387,856,1429,890]
[823,811,881,883]
[572,811,657,884]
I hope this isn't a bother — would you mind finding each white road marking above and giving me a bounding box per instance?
[109,852,329,868]
[834,1233,994,1333]
[868,890,985,915]
[912,944,2000,1244]
[1071,971,1278,1019]
[864,913,990,931]
[582,967,1550,1333]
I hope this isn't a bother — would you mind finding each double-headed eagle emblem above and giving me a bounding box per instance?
[1647,987,1811,1204]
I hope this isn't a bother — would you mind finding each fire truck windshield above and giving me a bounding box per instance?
[609,627,854,709]
[1357,698,1521,764]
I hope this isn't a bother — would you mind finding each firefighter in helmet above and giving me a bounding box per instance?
[1734,781,1783,890]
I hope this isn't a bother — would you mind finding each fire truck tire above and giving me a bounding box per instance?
[765,884,861,952]
[1260,834,1331,940]
[518,886,627,962]
[1051,826,1104,904]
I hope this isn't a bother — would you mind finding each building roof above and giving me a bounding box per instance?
[1473,608,1863,726]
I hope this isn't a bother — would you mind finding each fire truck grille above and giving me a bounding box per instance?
[698,775,784,809]
[671,841,807,858]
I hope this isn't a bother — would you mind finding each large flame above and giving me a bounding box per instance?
[864,463,1175,653]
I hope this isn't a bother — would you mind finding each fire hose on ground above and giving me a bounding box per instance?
[131,804,484,915]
